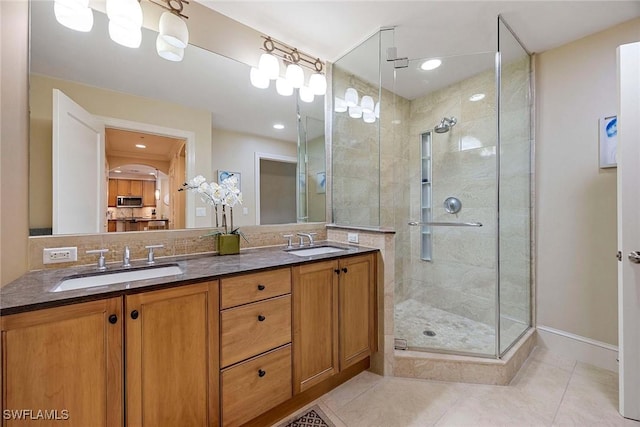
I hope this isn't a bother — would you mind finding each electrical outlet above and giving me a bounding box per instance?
[43,247,77,264]
[347,233,359,244]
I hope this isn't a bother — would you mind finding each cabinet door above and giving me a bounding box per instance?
[129,180,143,197]
[339,254,376,370]
[1,298,123,427]
[125,281,218,427]
[108,179,118,206]
[292,260,339,394]
[116,179,130,196]
[142,181,156,206]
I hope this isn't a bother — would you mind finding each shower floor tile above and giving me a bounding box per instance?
[394,299,526,355]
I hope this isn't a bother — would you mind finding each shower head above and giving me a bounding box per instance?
[434,116,457,134]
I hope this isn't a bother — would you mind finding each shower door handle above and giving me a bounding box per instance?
[408,221,483,227]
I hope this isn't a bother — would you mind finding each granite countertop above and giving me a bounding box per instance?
[0,241,377,315]
[108,218,169,222]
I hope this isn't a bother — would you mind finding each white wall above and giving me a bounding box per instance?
[536,18,640,347]
[211,128,296,227]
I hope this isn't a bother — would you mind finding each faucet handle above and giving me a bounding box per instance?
[86,249,109,271]
[145,244,164,264]
[283,234,294,249]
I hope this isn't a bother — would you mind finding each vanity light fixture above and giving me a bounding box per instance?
[250,67,270,89]
[469,93,486,102]
[54,0,94,32]
[53,0,190,61]
[106,0,143,48]
[420,58,442,71]
[276,78,293,96]
[299,86,315,103]
[251,36,326,96]
[335,89,379,124]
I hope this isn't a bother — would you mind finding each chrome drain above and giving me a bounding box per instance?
[423,330,436,337]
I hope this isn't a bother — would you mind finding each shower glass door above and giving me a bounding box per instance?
[393,51,500,356]
[498,17,532,354]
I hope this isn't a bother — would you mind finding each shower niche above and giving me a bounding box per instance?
[420,131,432,261]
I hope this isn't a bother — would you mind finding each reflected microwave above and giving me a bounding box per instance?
[117,196,143,207]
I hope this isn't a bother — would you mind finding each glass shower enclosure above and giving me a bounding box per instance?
[332,18,532,358]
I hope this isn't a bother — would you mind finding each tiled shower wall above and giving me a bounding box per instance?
[393,55,531,335]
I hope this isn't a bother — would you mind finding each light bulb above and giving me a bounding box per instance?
[249,67,269,89]
[54,1,93,32]
[107,0,142,29]
[109,21,142,48]
[159,12,189,49]
[349,106,362,119]
[361,96,374,114]
[374,102,380,118]
[420,59,442,71]
[363,111,376,123]
[276,78,293,96]
[299,86,315,103]
[345,88,358,107]
[156,34,184,62]
[286,63,305,89]
[334,97,347,113]
[258,53,280,80]
[308,73,327,95]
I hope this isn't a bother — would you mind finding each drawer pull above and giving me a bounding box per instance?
[334,269,340,275]
[342,267,348,273]
[258,369,266,377]
[257,284,266,291]
[257,315,266,322]
[108,314,118,324]
[131,310,139,320]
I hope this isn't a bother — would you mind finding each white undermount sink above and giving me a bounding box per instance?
[51,264,183,293]
[286,246,347,257]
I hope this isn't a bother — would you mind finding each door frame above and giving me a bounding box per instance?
[98,116,196,227]
[254,152,297,225]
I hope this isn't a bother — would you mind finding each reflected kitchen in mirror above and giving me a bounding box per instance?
[28,0,325,236]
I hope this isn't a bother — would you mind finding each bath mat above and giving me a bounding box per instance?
[281,405,336,427]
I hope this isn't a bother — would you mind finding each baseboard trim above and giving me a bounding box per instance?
[536,325,619,372]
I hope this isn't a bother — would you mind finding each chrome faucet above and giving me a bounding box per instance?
[123,245,131,267]
[87,248,109,271]
[297,232,317,247]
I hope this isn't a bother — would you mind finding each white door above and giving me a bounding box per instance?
[53,89,105,234]
[617,41,640,421]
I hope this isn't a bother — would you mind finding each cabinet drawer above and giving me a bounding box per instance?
[222,345,292,427]
[221,295,291,367]
[221,268,291,309]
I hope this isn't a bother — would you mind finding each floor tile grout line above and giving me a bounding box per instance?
[322,375,389,413]
[550,359,578,425]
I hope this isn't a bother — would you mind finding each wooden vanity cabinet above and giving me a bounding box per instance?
[292,253,376,393]
[1,298,123,427]
[1,281,218,427]
[219,268,293,427]
[125,281,219,427]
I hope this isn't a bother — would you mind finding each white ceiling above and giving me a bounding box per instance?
[201,1,640,62]
[201,1,640,99]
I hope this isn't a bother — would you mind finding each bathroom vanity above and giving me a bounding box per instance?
[0,244,377,427]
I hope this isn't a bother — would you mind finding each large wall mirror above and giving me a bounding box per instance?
[29,1,325,236]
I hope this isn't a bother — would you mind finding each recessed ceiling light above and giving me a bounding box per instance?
[420,59,442,71]
[135,144,146,148]
[148,172,155,175]
[273,123,285,130]
[469,93,486,102]
[114,170,122,173]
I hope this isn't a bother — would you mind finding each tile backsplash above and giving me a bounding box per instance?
[29,223,327,271]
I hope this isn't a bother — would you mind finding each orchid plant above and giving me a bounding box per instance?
[179,174,247,240]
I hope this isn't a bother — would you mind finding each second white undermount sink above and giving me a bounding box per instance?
[286,245,347,257]
[51,264,183,293]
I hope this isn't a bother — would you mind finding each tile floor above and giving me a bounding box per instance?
[274,347,640,427]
